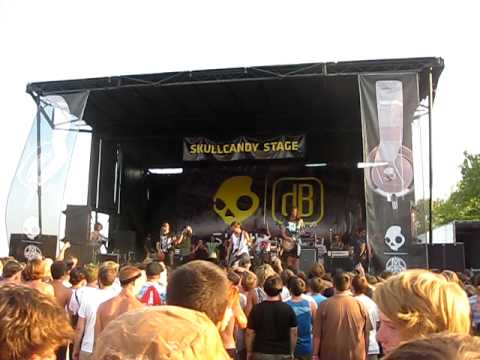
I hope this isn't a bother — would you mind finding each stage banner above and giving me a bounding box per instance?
[174,165,365,241]
[359,73,427,273]
[183,135,306,161]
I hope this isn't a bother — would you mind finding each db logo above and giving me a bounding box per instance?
[272,177,324,225]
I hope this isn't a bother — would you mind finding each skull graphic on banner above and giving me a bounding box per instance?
[213,176,260,225]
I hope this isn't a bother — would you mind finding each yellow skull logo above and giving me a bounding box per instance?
[213,176,260,225]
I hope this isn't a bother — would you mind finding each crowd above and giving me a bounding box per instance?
[1,253,480,360]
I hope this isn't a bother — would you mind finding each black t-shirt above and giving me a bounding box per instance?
[247,300,297,355]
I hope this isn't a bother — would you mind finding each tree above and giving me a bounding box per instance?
[433,152,480,227]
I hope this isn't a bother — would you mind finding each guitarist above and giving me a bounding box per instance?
[227,221,251,267]
[281,207,304,271]
[156,222,176,267]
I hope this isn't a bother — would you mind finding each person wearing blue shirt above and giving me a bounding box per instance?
[287,277,316,359]
[308,277,327,308]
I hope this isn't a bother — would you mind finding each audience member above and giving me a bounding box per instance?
[69,267,87,289]
[313,271,371,360]
[241,271,257,296]
[3,237,479,360]
[246,274,298,360]
[0,284,74,360]
[383,332,480,360]
[469,273,480,333]
[0,260,23,284]
[286,276,315,359]
[308,277,327,307]
[245,264,276,315]
[280,269,294,301]
[222,271,248,359]
[373,269,471,355]
[352,275,380,360]
[167,260,230,326]
[73,265,119,360]
[69,264,98,318]
[138,261,166,305]
[51,261,73,309]
[93,306,231,360]
[23,258,55,297]
[95,266,144,335]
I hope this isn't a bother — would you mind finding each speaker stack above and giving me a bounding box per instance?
[9,234,57,262]
[427,243,465,273]
[299,248,317,273]
[64,205,92,264]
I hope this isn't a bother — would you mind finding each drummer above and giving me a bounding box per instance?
[330,234,346,250]
[281,207,304,270]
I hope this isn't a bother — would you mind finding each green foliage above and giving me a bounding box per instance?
[433,152,480,227]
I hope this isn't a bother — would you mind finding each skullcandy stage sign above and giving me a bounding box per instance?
[359,73,427,273]
[183,135,306,162]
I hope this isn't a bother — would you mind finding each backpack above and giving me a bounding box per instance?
[140,285,163,306]
[71,290,80,327]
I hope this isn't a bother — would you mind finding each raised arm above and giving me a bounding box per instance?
[56,241,71,261]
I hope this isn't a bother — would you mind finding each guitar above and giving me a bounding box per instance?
[281,219,305,253]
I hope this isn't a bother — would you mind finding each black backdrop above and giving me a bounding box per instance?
[145,164,365,244]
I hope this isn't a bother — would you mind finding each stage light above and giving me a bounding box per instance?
[357,162,389,168]
[305,163,328,167]
[148,168,184,175]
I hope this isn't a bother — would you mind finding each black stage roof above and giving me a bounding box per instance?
[26,57,443,138]
[25,58,444,168]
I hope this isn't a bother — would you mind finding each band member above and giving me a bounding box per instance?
[281,207,304,270]
[330,234,345,250]
[352,227,369,269]
[192,239,209,261]
[175,226,193,265]
[255,228,271,266]
[90,222,108,258]
[156,222,176,267]
[90,222,104,242]
[227,221,251,266]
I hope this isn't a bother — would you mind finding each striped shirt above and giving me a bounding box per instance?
[469,295,480,326]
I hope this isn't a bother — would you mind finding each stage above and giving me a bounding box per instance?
[7,58,444,272]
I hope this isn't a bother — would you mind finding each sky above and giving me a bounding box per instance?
[1,1,479,255]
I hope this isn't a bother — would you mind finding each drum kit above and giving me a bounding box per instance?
[249,225,329,266]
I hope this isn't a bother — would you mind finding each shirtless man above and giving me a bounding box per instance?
[95,266,144,335]
[51,261,73,308]
[24,258,55,298]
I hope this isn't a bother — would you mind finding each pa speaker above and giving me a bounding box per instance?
[65,244,93,266]
[64,205,91,245]
[325,256,354,273]
[299,248,317,273]
[428,243,465,273]
[99,253,120,263]
[9,234,57,262]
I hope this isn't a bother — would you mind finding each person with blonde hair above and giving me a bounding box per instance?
[245,264,276,315]
[23,258,55,298]
[93,306,231,360]
[0,284,74,360]
[373,269,471,354]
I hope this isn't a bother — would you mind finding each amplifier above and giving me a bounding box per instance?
[327,251,350,258]
[99,253,120,263]
[299,248,317,273]
[325,256,354,273]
